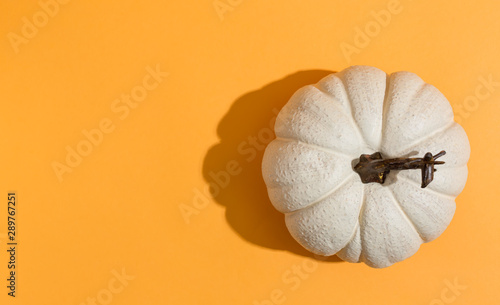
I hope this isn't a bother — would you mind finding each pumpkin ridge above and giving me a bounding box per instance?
[387,188,424,243]
[337,223,360,258]
[379,74,426,153]
[396,174,457,200]
[336,184,366,261]
[379,73,392,149]
[391,121,455,157]
[334,73,370,150]
[312,84,353,117]
[404,82,431,108]
[312,82,366,147]
[359,186,422,267]
[284,173,357,215]
[274,136,356,159]
[380,78,451,155]
[357,185,367,263]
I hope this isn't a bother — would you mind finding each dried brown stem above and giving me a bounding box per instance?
[353,151,446,188]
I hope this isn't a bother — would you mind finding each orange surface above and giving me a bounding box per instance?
[0,0,499,304]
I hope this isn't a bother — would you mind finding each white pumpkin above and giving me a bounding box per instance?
[262,65,470,268]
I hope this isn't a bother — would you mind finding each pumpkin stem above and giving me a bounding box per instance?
[353,151,446,188]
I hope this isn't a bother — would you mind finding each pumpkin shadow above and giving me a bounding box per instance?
[203,70,343,263]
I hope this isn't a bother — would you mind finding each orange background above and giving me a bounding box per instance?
[1,0,499,304]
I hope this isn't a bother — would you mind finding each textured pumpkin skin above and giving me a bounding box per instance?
[262,65,470,268]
